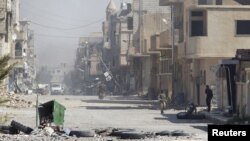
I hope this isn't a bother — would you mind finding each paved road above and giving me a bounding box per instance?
[1,94,208,141]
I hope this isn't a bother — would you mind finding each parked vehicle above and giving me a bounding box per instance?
[36,84,50,95]
[50,83,64,94]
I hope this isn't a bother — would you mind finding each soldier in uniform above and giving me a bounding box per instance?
[158,90,167,114]
[205,85,213,112]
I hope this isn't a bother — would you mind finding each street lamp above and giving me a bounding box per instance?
[171,5,176,103]
[160,7,176,101]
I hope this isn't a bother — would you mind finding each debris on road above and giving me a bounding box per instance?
[0,120,33,135]
[1,121,190,140]
[0,92,34,108]
[176,103,206,120]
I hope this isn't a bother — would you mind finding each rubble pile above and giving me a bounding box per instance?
[0,120,191,141]
[0,92,34,108]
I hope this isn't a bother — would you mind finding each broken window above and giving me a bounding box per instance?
[236,20,250,35]
[190,11,207,37]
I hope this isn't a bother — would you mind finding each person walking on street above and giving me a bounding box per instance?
[205,85,213,112]
[158,90,167,114]
[97,83,105,100]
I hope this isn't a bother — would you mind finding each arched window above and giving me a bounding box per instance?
[15,42,22,57]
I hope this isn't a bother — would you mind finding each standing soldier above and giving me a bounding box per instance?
[97,83,105,100]
[158,90,167,114]
[205,85,213,112]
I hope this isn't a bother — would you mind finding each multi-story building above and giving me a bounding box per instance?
[75,33,103,94]
[0,0,27,91]
[76,33,103,82]
[102,0,134,94]
[9,21,35,93]
[130,0,170,97]
[24,28,36,88]
[160,0,250,113]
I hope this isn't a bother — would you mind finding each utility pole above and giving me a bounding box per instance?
[171,5,176,102]
[97,53,121,91]
[138,0,142,53]
[138,0,144,95]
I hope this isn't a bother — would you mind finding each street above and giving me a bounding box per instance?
[1,0,250,140]
[1,94,208,141]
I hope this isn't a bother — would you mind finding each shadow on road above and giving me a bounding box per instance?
[154,114,210,124]
[82,105,156,110]
[192,125,208,132]
[81,99,156,105]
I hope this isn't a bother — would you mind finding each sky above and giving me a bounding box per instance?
[20,0,131,69]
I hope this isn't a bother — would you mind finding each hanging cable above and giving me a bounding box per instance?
[22,1,91,23]
[34,33,81,39]
[29,18,104,30]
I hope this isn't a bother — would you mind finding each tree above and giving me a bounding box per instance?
[0,55,16,84]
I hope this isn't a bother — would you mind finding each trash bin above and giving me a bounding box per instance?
[38,100,66,127]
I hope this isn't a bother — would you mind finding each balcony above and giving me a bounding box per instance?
[185,35,250,58]
[16,31,27,41]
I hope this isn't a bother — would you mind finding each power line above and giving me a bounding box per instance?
[22,1,92,23]
[34,33,80,39]
[22,8,84,27]
[29,18,104,30]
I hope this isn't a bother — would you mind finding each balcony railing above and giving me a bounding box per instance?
[159,0,224,6]
[15,50,23,58]
[159,0,184,6]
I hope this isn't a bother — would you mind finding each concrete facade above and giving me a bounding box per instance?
[0,0,32,92]
[78,33,103,81]
[160,0,250,112]
[102,1,135,94]
[130,0,170,97]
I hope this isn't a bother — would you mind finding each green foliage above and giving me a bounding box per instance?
[0,55,16,84]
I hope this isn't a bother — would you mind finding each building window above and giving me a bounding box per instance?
[15,42,22,57]
[216,0,222,5]
[235,0,250,5]
[236,20,250,35]
[191,11,203,17]
[203,70,206,85]
[198,0,212,5]
[190,11,207,36]
[127,17,133,30]
[191,21,205,36]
